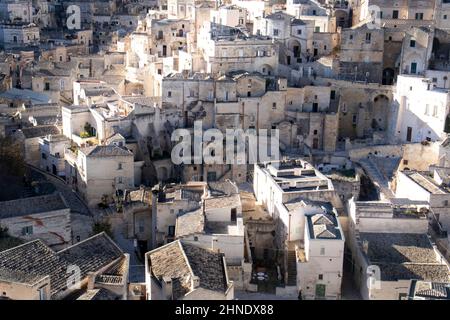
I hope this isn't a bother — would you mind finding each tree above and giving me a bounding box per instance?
[0,136,25,176]
[92,220,114,239]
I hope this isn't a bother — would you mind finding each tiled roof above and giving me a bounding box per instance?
[147,240,229,300]
[175,208,204,237]
[307,211,341,240]
[0,193,69,219]
[80,145,133,157]
[204,194,240,210]
[76,288,120,300]
[360,233,450,282]
[0,232,123,298]
[20,125,60,138]
[410,280,450,300]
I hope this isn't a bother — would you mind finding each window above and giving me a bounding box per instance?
[314,130,318,135]
[168,226,175,236]
[315,26,320,32]
[415,12,424,20]
[444,200,449,206]
[42,153,47,159]
[45,83,50,91]
[330,90,336,100]
[425,104,430,115]
[225,91,229,101]
[403,160,409,165]
[433,105,438,117]
[118,163,122,170]
[320,247,325,255]
[272,102,277,109]
[38,286,47,300]
[231,208,237,222]
[22,226,33,236]
[349,35,353,40]
[168,91,172,97]
[318,274,323,280]
[273,29,279,36]
[194,236,199,241]
[365,32,371,43]
[393,10,399,19]
[410,39,416,47]
[118,177,123,184]
[444,15,448,20]
[352,114,357,124]
[297,29,302,35]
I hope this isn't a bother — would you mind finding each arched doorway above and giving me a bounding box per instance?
[372,95,390,131]
[261,64,273,76]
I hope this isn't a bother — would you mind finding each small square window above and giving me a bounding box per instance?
[318,274,323,280]
[410,40,416,47]
[403,160,408,165]
[22,226,33,236]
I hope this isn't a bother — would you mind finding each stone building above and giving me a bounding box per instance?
[145,240,234,300]
[347,198,450,300]
[0,232,129,300]
[0,193,71,249]
[70,145,135,207]
[339,23,384,83]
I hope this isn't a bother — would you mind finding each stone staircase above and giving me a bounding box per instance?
[287,250,297,286]
[359,157,395,200]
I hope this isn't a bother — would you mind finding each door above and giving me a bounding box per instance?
[313,138,319,149]
[312,103,318,112]
[406,126,412,142]
[314,48,318,56]
[293,45,300,57]
[315,284,326,299]
[410,62,417,74]
[231,208,237,222]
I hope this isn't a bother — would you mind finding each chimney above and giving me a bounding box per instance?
[87,272,96,290]
[362,240,369,255]
[162,276,173,300]
[192,275,200,289]
[150,185,159,250]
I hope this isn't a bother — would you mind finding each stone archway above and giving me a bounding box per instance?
[371,94,390,131]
